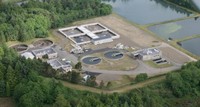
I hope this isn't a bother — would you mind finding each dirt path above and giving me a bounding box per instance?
[58,75,165,94]
[110,75,165,93]
[0,97,15,107]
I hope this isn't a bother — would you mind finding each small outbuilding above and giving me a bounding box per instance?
[21,52,35,59]
[47,59,72,73]
[32,48,57,59]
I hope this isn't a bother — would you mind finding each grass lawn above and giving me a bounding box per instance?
[0,97,15,107]
[6,30,59,47]
[111,75,166,93]
[42,76,105,94]
[42,74,166,94]
[144,60,173,68]
[107,75,134,89]
[6,38,41,47]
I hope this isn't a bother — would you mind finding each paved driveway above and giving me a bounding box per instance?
[53,45,78,64]
[83,60,181,77]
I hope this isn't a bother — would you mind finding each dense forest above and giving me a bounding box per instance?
[1,44,200,107]
[0,0,112,42]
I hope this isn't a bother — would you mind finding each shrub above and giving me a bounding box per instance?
[135,73,148,82]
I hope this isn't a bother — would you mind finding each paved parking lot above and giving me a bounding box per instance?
[53,45,78,65]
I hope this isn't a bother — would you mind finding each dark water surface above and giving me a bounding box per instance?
[181,38,200,56]
[149,17,200,40]
[105,0,193,24]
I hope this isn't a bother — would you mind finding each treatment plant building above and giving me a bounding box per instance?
[58,23,120,45]
[132,48,162,61]
[32,48,57,59]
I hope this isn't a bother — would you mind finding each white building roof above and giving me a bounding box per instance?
[32,48,57,56]
[21,52,35,59]
[77,26,99,39]
[47,59,72,72]
[83,75,90,81]
[87,32,99,39]
[137,48,160,56]
[77,26,90,33]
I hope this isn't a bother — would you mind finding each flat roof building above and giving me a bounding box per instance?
[47,59,72,73]
[32,48,57,59]
[58,23,120,45]
[133,48,162,61]
[92,34,113,45]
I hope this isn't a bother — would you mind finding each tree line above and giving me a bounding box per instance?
[165,0,196,11]
[0,0,112,43]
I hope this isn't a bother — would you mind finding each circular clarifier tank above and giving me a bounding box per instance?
[33,39,53,48]
[11,44,28,53]
[104,51,124,60]
[82,57,101,65]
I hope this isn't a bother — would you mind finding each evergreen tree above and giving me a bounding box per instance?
[6,66,16,93]
[75,62,82,71]
[0,80,5,96]
[6,82,10,96]
[135,73,148,82]
[71,71,81,84]
[53,94,71,107]
[0,47,4,60]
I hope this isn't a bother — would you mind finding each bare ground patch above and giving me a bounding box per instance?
[0,98,15,107]
[159,47,191,64]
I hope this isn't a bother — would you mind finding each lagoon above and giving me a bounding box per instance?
[148,17,200,40]
[106,0,194,25]
[181,38,200,56]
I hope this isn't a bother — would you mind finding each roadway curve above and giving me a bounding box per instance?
[83,60,181,77]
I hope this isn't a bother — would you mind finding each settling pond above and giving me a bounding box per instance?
[105,0,194,25]
[148,17,200,40]
[180,38,200,56]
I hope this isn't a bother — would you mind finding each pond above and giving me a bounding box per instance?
[105,0,194,25]
[181,38,200,56]
[148,17,200,40]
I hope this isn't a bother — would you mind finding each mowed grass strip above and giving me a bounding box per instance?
[43,75,166,94]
